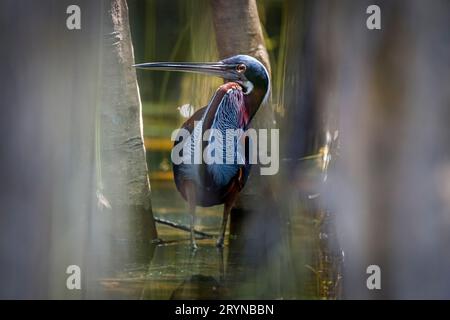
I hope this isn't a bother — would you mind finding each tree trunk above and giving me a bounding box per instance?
[325,0,450,299]
[0,0,156,298]
[280,0,343,299]
[210,0,282,298]
[97,0,157,270]
[210,0,271,74]
[210,0,273,239]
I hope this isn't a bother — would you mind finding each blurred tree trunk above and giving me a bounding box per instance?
[275,0,343,299]
[0,0,156,299]
[326,0,450,299]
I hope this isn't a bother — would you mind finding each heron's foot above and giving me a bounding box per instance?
[216,237,225,248]
[190,240,198,251]
[151,238,164,245]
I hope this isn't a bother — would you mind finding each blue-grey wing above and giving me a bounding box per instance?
[204,85,249,188]
[172,83,250,207]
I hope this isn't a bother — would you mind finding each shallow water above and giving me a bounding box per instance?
[96,179,247,300]
[94,156,342,300]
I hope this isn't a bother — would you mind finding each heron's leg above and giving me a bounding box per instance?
[184,181,198,250]
[218,247,225,282]
[216,196,236,248]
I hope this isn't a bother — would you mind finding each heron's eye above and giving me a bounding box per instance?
[236,64,246,73]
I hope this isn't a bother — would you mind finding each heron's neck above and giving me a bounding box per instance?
[244,86,267,124]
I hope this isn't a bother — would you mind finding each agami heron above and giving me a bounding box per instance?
[134,55,270,249]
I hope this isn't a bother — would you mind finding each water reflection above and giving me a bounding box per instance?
[143,241,227,299]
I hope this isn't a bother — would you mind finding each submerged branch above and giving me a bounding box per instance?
[154,217,215,239]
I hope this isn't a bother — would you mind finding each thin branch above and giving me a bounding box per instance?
[154,217,215,239]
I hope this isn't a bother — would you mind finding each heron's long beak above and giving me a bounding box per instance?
[133,62,239,80]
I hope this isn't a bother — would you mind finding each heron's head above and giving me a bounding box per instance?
[134,54,270,101]
[219,55,270,97]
